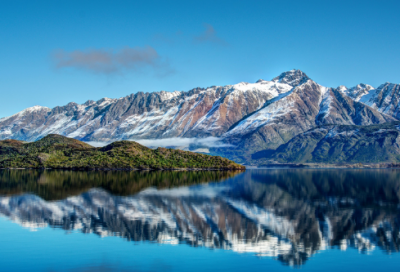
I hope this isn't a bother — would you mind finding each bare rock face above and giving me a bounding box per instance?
[359,83,400,119]
[338,83,374,101]
[0,81,292,142]
[216,79,394,160]
[337,82,400,119]
[272,69,310,87]
[0,106,51,140]
[316,88,396,126]
[222,80,326,153]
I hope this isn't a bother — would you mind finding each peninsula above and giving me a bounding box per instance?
[0,134,245,170]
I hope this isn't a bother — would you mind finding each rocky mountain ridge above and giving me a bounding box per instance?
[359,83,400,119]
[1,69,399,164]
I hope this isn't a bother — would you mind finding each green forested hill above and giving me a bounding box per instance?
[0,134,245,170]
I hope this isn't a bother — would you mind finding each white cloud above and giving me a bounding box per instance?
[52,46,174,77]
[135,137,232,148]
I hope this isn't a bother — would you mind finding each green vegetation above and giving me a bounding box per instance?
[0,134,245,170]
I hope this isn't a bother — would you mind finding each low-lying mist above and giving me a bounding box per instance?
[84,137,232,152]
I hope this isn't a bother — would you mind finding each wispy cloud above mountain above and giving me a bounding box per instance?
[193,23,228,46]
[52,46,174,76]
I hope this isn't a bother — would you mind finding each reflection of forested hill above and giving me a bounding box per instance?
[0,169,399,266]
[0,169,243,200]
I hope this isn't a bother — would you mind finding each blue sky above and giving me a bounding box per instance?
[1,0,400,117]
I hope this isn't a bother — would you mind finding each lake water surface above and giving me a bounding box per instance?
[0,169,400,271]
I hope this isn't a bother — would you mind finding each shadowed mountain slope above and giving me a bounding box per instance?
[253,121,400,164]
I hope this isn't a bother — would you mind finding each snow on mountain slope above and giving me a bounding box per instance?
[315,87,396,126]
[0,105,51,123]
[271,69,310,87]
[220,80,328,153]
[338,83,374,101]
[158,90,182,101]
[187,80,292,136]
[1,69,399,162]
[214,77,396,159]
[337,82,400,120]
[0,78,293,142]
[223,88,296,137]
[359,83,400,119]
[0,106,51,138]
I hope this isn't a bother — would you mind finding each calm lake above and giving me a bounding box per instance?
[0,169,400,271]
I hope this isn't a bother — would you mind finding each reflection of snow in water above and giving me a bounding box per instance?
[0,183,399,266]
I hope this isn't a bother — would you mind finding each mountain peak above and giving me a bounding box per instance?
[15,105,51,117]
[23,105,51,112]
[377,82,397,89]
[338,83,375,101]
[272,69,310,87]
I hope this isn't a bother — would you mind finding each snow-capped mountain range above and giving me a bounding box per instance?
[0,69,399,162]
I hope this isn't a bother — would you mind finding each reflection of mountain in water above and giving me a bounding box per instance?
[1,169,400,266]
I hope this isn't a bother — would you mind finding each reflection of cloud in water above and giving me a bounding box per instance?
[138,185,227,198]
[58,259,172,272]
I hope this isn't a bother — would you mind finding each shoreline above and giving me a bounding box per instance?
[246,163,400,169]
[3,163,400,170]
[0,167,246,171]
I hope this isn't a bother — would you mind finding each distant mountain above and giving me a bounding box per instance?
[359,83,400,119]
[315,87,394,126]
[0,69,399,164]
[0,81,292,142]
[337,83,374,101]
[214,74,395,161]
[271,69,310,86]
[254,121,400,164]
